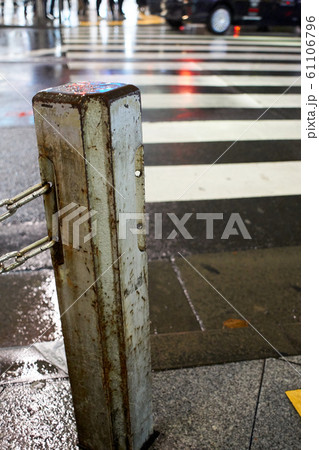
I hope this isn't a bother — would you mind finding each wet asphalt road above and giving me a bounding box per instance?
[0,19,301,259]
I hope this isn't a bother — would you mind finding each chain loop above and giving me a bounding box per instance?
[0,182,51,223]
[0,237,55,274]
[0,182,54,273]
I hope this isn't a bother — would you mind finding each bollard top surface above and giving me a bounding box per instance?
[33,82,140,106]
[45,81,127,96]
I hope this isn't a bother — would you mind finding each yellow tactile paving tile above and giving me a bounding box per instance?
[79,20,125,26]
[137,14,165,25]
[79,14,164,27]
[79,21,100,26]
[286,389,301,416]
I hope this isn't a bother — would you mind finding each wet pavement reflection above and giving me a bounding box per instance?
[0,27,69,126]
[0,28,62,55]
[0,340,67,384]
[0,270,61,347]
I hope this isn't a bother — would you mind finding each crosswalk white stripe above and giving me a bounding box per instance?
[69,74,301,87]
[62,30,299,37]
[64,50,300,61]
[144,161,301,202]
[63,41,300,52]
[65,40,300,48]
[140,93,300,109]
[63,31,300,43]
[68,60,301,72]
[64,28,301,205]
[142,120,300,143]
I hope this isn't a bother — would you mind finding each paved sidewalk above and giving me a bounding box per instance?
[0,344,300,449]
[0,245,301,448]
[0,237,301,448]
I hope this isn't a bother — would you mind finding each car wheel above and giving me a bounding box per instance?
[207,5,231,34]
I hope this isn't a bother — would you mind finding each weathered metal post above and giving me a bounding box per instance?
[32,82,153,449]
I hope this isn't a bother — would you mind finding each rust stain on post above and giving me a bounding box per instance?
[33,82,153,450]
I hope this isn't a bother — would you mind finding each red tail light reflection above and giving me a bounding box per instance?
[233,25,241,38]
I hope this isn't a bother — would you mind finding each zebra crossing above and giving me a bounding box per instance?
[62,25,301,257]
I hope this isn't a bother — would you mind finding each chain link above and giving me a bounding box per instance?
[0,237,55,274]
[0,182,51,223]
[0,182,55,273]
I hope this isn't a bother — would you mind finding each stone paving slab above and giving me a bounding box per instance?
[0,359,264,449]
[0,357,300,449]
[170,247,300,367]
[150,360,264,449]
[176,246,301,330]
[0,314,301,450]
[0,378,77,449]
[149,260,200,334]
[250,356,301,450]
[150,327,299,371]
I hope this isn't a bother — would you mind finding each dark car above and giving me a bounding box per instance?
[164,0,301,34]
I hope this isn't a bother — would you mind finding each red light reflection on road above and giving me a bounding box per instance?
[178,69,193,87]
[175,110,193,120]
[179,86,196,94]
[179,69,192,77]
[233,26,241,38]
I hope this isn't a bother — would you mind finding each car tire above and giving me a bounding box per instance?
[207,5,231,35]
[166,18,183,29]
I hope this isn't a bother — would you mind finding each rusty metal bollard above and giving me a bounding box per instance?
[32,82,153,449]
